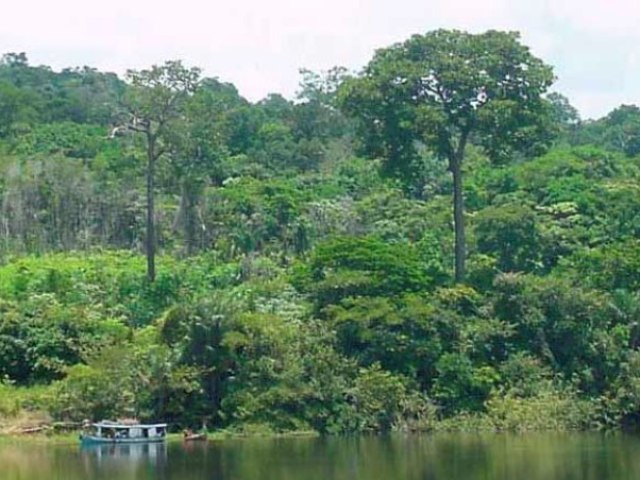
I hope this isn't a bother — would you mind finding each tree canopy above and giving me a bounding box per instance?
[0,31,640,435]
[339,30,555,281]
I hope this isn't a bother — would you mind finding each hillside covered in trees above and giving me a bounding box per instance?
[1,30,640,434]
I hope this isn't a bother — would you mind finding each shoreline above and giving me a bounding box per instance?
[0,426,612,446]
[0,429,321,445]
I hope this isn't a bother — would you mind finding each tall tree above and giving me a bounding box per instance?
[339,30,554,282]
[122,61,201,281]
[170,79,235,255]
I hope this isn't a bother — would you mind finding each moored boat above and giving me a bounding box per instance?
[80,421,167,444]
[183,432,208,442]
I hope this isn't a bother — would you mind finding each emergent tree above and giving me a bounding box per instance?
[122,61,201,281]
[339,30,554,282]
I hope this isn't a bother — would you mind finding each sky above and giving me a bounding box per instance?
[1,0,639,119]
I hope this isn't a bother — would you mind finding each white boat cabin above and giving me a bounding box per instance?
[90,421,167,440]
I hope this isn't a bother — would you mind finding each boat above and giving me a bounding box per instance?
[80,420,167,444]
[183,432,208,442]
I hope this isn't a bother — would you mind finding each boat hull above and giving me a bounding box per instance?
[80,434,166,445]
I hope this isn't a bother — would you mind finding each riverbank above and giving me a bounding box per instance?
[0,421,596,446]
[0,387,604,443]
[0,429,321,445]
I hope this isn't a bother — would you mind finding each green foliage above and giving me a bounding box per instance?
[610,351,640,427]
[559,240,640,291]
[53,353,133,421]
[297,236,434,307]
[0,381,54,418]
[492,273,628,395]
[577,105,640,157]
[347,364,428,432]
[432,352,499,414]
[340,30,554,173]
[326,294,453,388]
[474,203,541,273]
[338,29,555,282]
[1,34,640,435]
[9,122,113,158]
[483,388,595,432]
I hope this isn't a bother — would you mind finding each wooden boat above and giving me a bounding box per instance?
[183,430,208,442]
[80,421,167,444]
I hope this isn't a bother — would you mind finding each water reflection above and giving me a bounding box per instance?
[80,442,167,475]
[2,433,640,480]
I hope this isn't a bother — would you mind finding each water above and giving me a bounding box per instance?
[1,433,640,479]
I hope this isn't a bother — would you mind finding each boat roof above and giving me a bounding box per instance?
[93,421,167,428]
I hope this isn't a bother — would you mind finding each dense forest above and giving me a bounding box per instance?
[1,30,640,434]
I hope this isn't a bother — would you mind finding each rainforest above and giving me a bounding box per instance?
[1,30,640,436]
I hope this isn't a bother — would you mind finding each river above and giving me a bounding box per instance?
[1,433,639,479]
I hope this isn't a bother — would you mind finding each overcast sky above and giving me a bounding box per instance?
[1,0,639,119]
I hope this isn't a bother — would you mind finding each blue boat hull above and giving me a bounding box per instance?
[80,434,166,445]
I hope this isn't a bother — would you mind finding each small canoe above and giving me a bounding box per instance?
[183,433,208,442]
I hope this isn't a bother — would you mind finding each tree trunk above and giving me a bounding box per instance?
[448,129,470,284]
[146,136,157,282]
[180,178,200,256]
[451,158,465,283]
